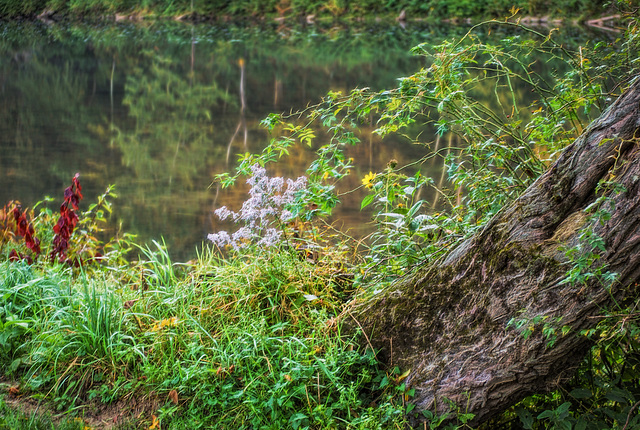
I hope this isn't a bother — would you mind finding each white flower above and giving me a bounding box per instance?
[214,206,233,221]
[208,231,231,247]
[208,166,309,251]
[258,228,282,247]
[280,210,294,222]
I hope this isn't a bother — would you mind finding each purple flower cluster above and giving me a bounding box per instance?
[208,164,307,250]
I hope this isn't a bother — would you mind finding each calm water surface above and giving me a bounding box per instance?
[0,20,607,260]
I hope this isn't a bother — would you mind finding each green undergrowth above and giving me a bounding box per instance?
[0,244,413,429]
[3,240,640,429]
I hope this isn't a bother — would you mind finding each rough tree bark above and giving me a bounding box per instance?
[353,76,640,426]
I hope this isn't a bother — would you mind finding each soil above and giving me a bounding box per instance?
[1,378,161,429]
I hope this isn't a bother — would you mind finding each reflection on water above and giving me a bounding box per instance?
[0,20,605,260]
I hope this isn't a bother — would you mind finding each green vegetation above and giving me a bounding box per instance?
[0,395,85,430]
[1,188,415,429]
[2,2,640,430]
[0,0,617,20]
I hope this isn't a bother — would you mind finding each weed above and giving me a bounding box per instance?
[1,174,128,269]
[50,173,83,264]
[208,164,308,251]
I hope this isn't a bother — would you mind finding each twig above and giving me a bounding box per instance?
[346,310,376,358]
[622,399,640,430]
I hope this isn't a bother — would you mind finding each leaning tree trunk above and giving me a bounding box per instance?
[353,76,640,426]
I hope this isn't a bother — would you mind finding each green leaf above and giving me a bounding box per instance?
[407,200,423,218]
[516,407,533,429]
[557,420,572,430]
[458,413,475,424]
[605,388,632,403]
[379,376,389,389]
[537,410,554,420]
[570,388,592,399]
[380,212,404,219]
[361,194,375,209]
[574,418,588,430]
[289,412,307,430]
[556,402,571,416]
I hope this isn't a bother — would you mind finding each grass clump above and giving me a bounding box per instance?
[125,245,408,429]
[1,172,412,428]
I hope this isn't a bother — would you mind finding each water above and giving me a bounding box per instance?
[0,20,608,261]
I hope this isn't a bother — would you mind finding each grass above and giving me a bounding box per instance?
[0,242,411,429]
[0,393,87,430]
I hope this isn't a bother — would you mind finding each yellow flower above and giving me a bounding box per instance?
[148,415,159,430]
[362,172,376,189]
[151,317,179,331]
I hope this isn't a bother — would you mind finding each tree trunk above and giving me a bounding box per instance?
[353,76,640,426]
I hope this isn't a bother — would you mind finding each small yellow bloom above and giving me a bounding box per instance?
[151,317,179,331]
[323,171,330,180]
[148,415,159,430]
[362,172,376,189]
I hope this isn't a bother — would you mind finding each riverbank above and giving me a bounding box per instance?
[0,245,398,429]
[1,0,617,24]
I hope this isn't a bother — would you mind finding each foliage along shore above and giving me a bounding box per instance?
[0,175,415,429]
[0,0,623,23]
[2,2,640,430]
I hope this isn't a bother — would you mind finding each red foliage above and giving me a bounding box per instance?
[10,204,41,261]
[50,173,83,263]
[3,174,91,266]
[9,249,33,264]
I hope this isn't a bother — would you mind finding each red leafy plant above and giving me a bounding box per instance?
[0,202,41,264]
[1,173,118,266]
[50,173,83,263]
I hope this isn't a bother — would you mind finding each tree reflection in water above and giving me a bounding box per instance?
[0,21,603,260]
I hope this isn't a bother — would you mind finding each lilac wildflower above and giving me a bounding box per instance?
[280,209,293,222]
[208,164,307,251]
[258,228,282,247]
[268,177,284,194]
[246,164,266,185]
[214,206,232,221]
[207,231,231,247]
[231,227,252,247]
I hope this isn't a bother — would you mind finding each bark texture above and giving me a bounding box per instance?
[354,76,640,425]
